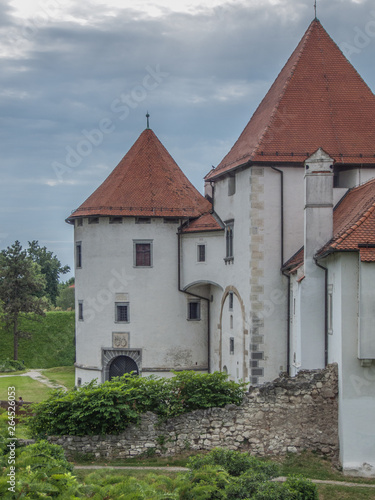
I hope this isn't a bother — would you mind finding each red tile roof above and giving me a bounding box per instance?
[284,178,375,270]
[319,178,375,261]
[68,129,212,219]
[207,19,375,180]
[182,212,224,233]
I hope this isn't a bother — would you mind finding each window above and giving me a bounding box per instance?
[228,174,236,196]
[225,221,234,261]
[109,216,122,224]
[328,284,333,335]
[228,292,233,311]
[78,301,83,321]
[76,242,82,268]
[135,217,151,224]
[88,217,99,224]
[164,218,180,224]
[134,240,153,267]
[197,244,206,262]
[76,218,83,226]
[230,337,234,354]
[115,302,129,323]
[188,300,201,321]
[230,315,233,329]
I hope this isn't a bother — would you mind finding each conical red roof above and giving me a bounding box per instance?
[69,128,212,219]
[207,19,375,180]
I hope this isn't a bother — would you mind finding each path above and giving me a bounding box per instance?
[0,369,67,390]
[73,466,375,488]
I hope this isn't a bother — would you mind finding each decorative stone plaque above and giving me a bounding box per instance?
[112,332,129,348]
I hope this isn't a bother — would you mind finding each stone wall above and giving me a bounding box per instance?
[48,364,338,460]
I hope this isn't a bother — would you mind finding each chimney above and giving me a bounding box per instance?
[304,148,334,268]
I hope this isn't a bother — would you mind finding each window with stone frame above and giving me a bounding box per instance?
[115,302,129,323]
[134,240,153,267]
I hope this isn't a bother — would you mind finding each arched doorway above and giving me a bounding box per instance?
[108,355,139,380]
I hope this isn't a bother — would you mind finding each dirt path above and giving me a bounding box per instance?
[0,369,67,390]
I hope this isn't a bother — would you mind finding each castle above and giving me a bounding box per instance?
[67,19,375,476]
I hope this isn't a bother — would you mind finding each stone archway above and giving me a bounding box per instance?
[108,355,139,380]
[102,349,142,382]
[218,286,248,381]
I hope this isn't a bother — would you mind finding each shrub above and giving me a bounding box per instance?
[188,448,279,478]
[284,475,319,500]
[0,359,25,372]
[29,371,247,436]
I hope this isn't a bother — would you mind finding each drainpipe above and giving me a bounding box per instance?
[177,228,211,373]
[209,181,215,212]
[314,257,328,367]
[271,166,290,375]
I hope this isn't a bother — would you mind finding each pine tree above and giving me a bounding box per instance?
[0,241,46,360]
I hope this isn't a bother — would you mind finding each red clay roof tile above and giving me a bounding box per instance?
[182,212,224,233]
[68,129,212,219]
[207,19,375,180]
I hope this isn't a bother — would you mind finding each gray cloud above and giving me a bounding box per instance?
[0,0,374,273]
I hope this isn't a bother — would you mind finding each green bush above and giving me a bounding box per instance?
[177,465,230,499]
[188,448,279,478]
[28,372,247,437]
[284,475,319,500]
[0,359,25,372]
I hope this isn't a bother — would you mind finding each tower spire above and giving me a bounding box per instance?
[314,0,317,19]
[146,111,150,129]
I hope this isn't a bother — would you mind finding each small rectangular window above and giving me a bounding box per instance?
[115,302,129,323]
[164,218,180,224]
[197,244,206,262]
[78,301,83,321]
[88,217,99,224]
[225,220,234,260]
[109,216,122,224]
[134,240,152,267]
[135,217,151,224]
[76,242,82,268]
[230,337,234,354]
[228,174,236,196]
[76,218,83,226]
[188,300,201,321]
[229,292,233,311]
[328,284,333,335]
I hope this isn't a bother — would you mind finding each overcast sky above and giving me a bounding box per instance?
[1,0,374,277]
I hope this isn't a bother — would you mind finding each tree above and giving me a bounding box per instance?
[0,241,46,360]
[27,240,70,306]
[56,278,75,310]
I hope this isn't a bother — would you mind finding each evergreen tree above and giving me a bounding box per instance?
[0,241,46,360]
[28,240,70,306]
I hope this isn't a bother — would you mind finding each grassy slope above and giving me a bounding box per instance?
[0,311,75,368]
[0,376,52,402]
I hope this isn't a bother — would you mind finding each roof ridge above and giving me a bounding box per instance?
[253,20,316,157]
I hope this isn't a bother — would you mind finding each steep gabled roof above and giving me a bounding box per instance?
[207,19,375,180]
[283,178,375,270]
[68,129,212,219]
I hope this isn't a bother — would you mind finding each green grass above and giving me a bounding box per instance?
[0,311,75,368]
[0,375,52,402]
[42,366,75,390]
[279,451,375,485]
[316,483,375,499]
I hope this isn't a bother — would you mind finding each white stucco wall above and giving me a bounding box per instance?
[326,252,375,477]
[74,217,208,385]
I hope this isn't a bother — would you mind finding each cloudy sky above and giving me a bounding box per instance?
[1,0,374,277]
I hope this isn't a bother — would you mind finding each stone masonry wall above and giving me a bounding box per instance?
[48,364,338,460]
